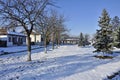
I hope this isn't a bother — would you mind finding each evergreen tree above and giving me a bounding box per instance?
[93,9,113,54]
[84,34,90,45]
[112,16,120,31]
[78,32,85,46]
[111,16,120,47]
[116,27,120,48]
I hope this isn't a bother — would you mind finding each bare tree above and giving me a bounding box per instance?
[35,10,66,53]
[0,0,50,61]
[49,10,67,49]
[52,15,67,48]
[35,12,53,53]
[56,15,67,47]
[50,10,58,50]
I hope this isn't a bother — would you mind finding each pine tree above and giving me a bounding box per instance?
[111,16,120,47]
[112,16,120,31]
[93,9,113,54]
[78,32,85,46]
[84,34,90,45]
[116,27,120,48]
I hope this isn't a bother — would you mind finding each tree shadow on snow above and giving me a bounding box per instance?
[0,53,118,80]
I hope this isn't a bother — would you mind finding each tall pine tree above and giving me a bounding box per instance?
[112,16,120,31]
[78,32,85,46]
[116,27,120,48]
[93,9,113,54]
[111,16,120,47]
[84,34,90,45]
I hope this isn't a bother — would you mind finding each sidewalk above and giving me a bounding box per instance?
[0,45,43,55]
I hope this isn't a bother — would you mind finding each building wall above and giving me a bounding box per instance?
[0,35,7,41]
[0,28,26,47]
[30,34,35,42]
[0,35,26,47]
[7,42,13,46]
[36,35,41,42]
[23,42,26,45]
[30,34,41,44]
[0,35,13,47]
[7,35,13,46]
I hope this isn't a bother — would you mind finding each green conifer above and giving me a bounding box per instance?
[93,9,113,54]
[78,32,85,46]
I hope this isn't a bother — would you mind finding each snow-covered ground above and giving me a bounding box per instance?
[0,45,120,80]
[0,45,42,53]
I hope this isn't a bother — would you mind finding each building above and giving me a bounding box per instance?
[22,30,43,45]
[30,31,43,45]
[0,28,26,47]
[61,38,79,44]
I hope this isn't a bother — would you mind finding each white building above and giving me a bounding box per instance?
[0,29,26,47]
[62,38,79,44]
[30,31,43,45]
[22,30,43,45]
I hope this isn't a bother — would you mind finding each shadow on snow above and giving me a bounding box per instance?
[0,52,116,80]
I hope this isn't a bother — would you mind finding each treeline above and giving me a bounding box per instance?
[93,9,120,54]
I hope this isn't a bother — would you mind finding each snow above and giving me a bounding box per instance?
[112,75,120,80]
[0,45,42,53]
[65,38,79,40]
[7,31,26,36]
[0,45,120,80]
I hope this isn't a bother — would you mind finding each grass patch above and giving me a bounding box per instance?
[94,55,113,59]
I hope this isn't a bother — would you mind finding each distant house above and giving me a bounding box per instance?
[22,30,43,45]
[0,28,26,47]
[30,31,43,45]
[61,38,79,44]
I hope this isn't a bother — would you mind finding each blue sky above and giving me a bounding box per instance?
[56,0,120,36]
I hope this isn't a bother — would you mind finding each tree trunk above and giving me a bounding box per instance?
[44,36,47,53]
[58,32,60,47]
[52,33,55,50]
[27,36,31,61]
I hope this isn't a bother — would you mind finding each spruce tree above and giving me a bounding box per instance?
[111,16,120,47]
[78,32,85,46]
[112,16,120,31]
[116,27,120,48]
[84,34,90,45]
[93,9,113,54]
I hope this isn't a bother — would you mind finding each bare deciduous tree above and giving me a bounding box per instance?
[0,0,50,61]
[35,10,67,53]
[49,10,67,49]
[56,15,67,47]
[35,12,53,53]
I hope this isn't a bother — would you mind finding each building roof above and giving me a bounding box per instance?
[64,38,79,41]
[0,29,26,36]
[7,31,26,36]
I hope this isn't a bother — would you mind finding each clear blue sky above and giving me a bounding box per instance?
[55,0,120,36]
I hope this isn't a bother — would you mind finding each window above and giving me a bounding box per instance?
[23,37,26,42]
[8,37,11,42]
[41,38,43,41]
